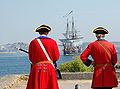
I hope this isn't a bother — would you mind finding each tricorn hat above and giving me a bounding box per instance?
[35,25,52,32]
[93,27,109,34]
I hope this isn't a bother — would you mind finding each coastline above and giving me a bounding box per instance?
[0,51,26,54]
[0,52,17,54]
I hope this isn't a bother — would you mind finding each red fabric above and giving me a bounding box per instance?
[26,38,60,89]
[80,41,118,88]
[28,38,60,64]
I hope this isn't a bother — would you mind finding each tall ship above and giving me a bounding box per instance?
[59,17,83,55]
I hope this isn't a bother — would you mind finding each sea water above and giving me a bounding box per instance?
[0,47,79,77]
[0,43,120,77]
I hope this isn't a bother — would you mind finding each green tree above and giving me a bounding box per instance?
[60,56,93,72]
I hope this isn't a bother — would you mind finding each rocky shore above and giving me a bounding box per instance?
[0,75,23,89]
[0,74,29,89]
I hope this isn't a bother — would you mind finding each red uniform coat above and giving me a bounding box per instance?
[26,36,60,89]
[80,40,118,88]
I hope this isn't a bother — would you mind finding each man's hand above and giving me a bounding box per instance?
[91,61,95,67]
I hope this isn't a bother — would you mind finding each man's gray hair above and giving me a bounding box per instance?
[96,34,105,37]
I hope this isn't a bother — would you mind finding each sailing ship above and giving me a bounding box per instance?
[59,17,83,55]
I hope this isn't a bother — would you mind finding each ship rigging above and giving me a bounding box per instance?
[59,16,83,55]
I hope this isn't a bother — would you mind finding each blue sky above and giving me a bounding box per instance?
[0,0,120,44]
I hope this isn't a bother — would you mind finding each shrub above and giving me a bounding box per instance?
[59,56,94,72]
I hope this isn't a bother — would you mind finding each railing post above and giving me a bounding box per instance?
[75,84,80,89]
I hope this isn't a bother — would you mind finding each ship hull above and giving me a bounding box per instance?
[60,39,82,55]
[63,51,81,55]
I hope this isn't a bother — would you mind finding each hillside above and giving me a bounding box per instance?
[0,42,28,53]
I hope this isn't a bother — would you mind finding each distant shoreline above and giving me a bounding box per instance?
[0,52,17,54]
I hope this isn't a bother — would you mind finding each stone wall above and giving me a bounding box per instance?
[61,71,120,80]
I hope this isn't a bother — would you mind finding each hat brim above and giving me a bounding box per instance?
[94,30,108,34]
[36,28,50,32]
[93,29,109,34]
[35,27,51,32]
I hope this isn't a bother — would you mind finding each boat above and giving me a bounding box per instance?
[59,17,83,55]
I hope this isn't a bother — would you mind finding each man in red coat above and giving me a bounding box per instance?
[80,27,118,89]
[26,25,60,89]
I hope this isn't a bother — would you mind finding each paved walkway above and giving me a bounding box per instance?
[11,79,120,89]
[1,75,119,89]
[58,80,91,89]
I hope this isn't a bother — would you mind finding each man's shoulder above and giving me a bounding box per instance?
[33,38,56,43]
[89,41,114,46]
[88,41,96,45]
[105,41,115,46]
[29,39,37,44]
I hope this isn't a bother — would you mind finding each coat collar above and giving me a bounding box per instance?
[35,36,51,39]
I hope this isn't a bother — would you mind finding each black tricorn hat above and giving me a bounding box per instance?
[35,25,52,32]
[93,27,109,34]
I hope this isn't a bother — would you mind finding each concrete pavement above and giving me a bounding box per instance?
[11,79,120,89]
[1,74,120,89]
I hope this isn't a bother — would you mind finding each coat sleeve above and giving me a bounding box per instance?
[111,44,118,65]
[28,40,36,62]
[80,44,92,67]
[52,41,60,61]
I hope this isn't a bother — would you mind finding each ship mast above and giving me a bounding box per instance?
[66,19,69,39]
[71,16,75,39]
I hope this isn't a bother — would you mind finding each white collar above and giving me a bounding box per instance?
[41,35,47,37]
